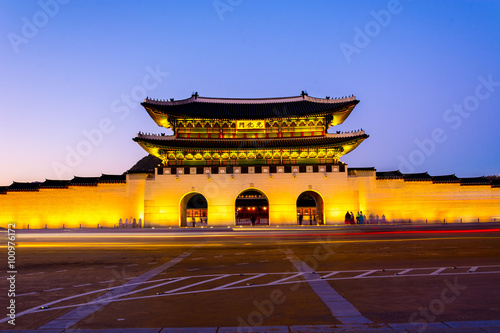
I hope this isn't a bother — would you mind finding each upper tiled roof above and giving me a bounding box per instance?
[142,94,359,120]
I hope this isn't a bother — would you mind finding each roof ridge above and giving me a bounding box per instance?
[144,94,357,106]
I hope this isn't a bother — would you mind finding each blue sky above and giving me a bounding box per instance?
[1,0,499,185]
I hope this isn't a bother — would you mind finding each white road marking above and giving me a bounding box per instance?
[126,264,138,267]
[56,270,68,273]
[187,268,199,271]
[398,269,413,275]
[235,252,246,255]
[214,274,266,290]
[44,288,64,292]
[191,257,205,260]
[469,266,478,272]
[99,280,116,284]
[73,283,92,287]
[431,267,447,275]
[283,249,372,324]
[17,292,38,296]
[36,251,192,330]
[7,264,500,325]
[353,270,377,278]
[259,260,269,263]
[268,273,304,285]
[166,275,230,294]
[321,272,340,279]
[107,277,191,300]
[237,262,248,265]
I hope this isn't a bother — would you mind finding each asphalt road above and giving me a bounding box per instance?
[1,224,500,331]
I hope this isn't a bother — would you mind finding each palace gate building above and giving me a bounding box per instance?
[1,93,499,228]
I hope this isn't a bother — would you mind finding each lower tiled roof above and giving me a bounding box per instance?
[134,134,369,150]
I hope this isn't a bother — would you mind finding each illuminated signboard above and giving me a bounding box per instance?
[236,120,265,130]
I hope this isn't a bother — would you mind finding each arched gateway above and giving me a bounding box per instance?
[296,191,324,225]
[180,193,207,227]
[235,190,269,225]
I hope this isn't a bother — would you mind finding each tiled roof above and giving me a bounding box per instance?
[40,179,71,188]
[142,95,359,120]
[491,179,500,188]
[403,172,432,182]
[1,174,127,193]
[128,154,162,174]
[348,167,376,171]
[7,182,41,191]
[376,170,404,179]
[432,174,460,184]
[134,134,369,150]
[99,174,126,183]
[70,176,100,186]
[460,177,491,186]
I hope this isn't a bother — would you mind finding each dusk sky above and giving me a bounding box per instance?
[1,0,499,186]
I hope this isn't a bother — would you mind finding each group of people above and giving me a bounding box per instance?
[118,218,142,228]
[345,211,363,225]
[345,211,386,225]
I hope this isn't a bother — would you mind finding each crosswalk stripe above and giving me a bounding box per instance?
[353,270,377,278]
[431,267,447,275]
[166,275,230,294]
[214,274,266,290]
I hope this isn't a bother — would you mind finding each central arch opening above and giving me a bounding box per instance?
[296,191,324,225]
[235,190,269,225]
[180,193,207,227]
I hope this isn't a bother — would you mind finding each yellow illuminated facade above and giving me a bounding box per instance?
[0,93,498,228]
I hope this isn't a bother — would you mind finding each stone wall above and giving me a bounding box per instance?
[0,174,146,229]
